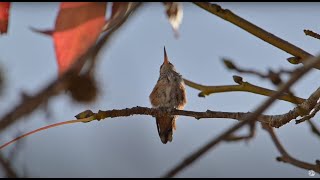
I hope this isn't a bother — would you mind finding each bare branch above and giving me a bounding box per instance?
[304,29,320,40]
[161,53,320,177]
[193,2,316,68]
[222,58,293,86]
[183,77,305,105]
[262,124,320,173]
[295,102,320,124]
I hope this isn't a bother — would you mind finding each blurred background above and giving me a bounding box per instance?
[0,2,319,178]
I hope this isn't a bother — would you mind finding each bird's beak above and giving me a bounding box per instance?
[164,46,169,64]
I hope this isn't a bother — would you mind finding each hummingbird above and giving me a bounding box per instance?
[149,47,187,144]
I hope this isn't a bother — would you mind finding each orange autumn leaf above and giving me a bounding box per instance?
[53,2,107,74]
[0,2,10,34]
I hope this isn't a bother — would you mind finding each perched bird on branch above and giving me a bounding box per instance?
[149,47,187,144]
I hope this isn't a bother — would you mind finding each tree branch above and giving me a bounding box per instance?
[222,58,293,86]
[304,29,320,40]
[262,124,320,173]
[162,53,320,177]
[183,77,305,105]
[193,2,316,68]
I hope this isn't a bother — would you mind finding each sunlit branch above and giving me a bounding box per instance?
[193,2,316,68]
[183,77,305,105]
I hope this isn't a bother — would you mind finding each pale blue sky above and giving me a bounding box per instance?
[0,2,319,178]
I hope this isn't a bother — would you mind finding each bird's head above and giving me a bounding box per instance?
[160,47,177,75]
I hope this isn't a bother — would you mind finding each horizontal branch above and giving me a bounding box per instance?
[183,77,305,104]
[84,101,315,129]
[193,2,317,68]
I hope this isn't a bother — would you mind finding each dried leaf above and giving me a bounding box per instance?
[0,2,10,34]
[163,2,183,38]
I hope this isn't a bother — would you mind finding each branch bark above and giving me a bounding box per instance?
[183,78,305,104]
[193,2,316,68]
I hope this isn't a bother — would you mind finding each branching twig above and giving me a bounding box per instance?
[295,101,320,124]
[223,58,293,86]
[193,2,316,68]
[162,53,320,178]
[262,123,320,173]
[185,64,320,127]
[183,77,305,105]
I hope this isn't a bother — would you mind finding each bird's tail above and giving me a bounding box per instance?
[156,115,177,144]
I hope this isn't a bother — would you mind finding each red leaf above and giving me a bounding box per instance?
[53,2,107,74]
[163,2,183,38]
[0,2,10,34]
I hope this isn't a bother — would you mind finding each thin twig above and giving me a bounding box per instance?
[307,120,320,138]
[193,2,316,68]
[222,58,293,86]
[304,29,320,40]
[224,122,256,142]
[296,102,320,124]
